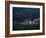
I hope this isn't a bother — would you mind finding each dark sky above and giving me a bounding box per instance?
[13,7,40,22]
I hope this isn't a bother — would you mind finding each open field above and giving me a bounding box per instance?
[13,23,40,31]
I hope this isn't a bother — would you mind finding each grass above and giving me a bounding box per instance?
[13,23,40,31]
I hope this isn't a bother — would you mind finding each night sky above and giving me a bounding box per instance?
[13,7,40,22]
